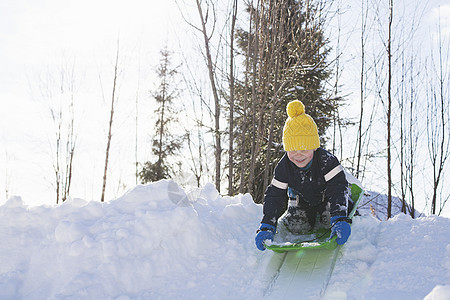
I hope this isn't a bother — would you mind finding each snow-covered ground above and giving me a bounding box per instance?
[0,180,449,299]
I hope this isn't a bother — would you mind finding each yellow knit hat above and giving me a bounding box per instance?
[282,100,320,151]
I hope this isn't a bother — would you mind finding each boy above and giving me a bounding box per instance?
[255,100,353,251]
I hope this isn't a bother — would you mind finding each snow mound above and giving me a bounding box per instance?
[356,189,420,220]
[0,180,449,299]
[424,285,450,300]
[0,180,262,299]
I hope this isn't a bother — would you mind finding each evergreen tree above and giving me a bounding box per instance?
[232,0,342,202]
[139,48,183,183]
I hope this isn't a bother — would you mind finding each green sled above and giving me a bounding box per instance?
[265,181,364,253]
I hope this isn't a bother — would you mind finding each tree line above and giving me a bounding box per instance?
[33,0,448,219]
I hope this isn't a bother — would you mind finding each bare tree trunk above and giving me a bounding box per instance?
[62,93,76,203]
[39,58,78,204]
[386,0,393,219]
[427,13,450,215]
[331,0,342,158]
[195,0,222,193]
[355,0,369,179]
[239,4,253,194]
[55,119,62,204]
[264,67,279,191]
[248,0,262,195]
[228,0,237,196]
[135,62,141,186]
[399,50,406,214]
[408,57,418,218]
[101,41,120,202]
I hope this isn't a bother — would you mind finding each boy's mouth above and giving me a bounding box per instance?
[293,157,307,165]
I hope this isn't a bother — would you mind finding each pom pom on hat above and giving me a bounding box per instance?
[287,100,305,118]
[282,100,320,151]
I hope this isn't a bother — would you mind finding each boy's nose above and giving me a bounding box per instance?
[294,150,308,155]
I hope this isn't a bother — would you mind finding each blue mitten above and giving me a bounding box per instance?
[331,216,351,245]
[255,223,276,251]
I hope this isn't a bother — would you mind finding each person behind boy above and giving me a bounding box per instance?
[255,100,353,251]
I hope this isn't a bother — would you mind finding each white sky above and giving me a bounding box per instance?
[0,0,186,205]
[0,0,449,217]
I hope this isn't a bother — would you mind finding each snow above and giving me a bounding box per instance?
[0,180,449,299]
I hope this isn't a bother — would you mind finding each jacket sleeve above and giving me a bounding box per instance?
[323,161,350,217]
[261,156,289,227]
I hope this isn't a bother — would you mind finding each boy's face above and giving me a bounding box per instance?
[287,149,315,168]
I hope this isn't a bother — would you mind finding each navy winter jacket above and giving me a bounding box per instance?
[261,148,349,227]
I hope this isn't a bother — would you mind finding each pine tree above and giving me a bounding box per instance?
[139,48,183,183]
[232,0,342,202]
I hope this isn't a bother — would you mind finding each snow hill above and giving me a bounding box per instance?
[0,180,449,299]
